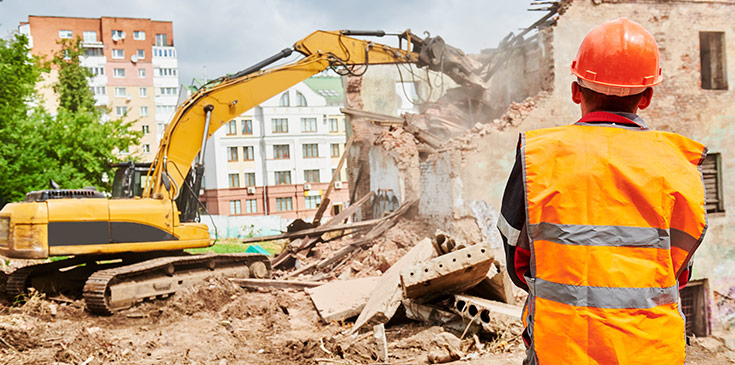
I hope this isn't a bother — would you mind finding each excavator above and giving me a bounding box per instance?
[0,29,482,314]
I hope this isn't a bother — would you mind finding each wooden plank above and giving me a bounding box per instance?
[243,218,378,244]
[350,238,436,334]
[313,134,355,222]
[306,277,380,323]
[340,107,404,123]
[230,278,322,290]
[400,244,494,300]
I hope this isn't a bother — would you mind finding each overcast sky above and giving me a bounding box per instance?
[0,0,540,85]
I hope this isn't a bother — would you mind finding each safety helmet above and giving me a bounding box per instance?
[571,18,662,97]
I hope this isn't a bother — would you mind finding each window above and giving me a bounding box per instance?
[111,30,124,39]
[229,200,241,215]
[133,31,146,40]
[700,32,728,90]
[276,197,293,211]
[305,196,322,210]
[332,168,341,181]
[304,169,320,183]
[59,30,72,39]
[329,118,339,132]
[272,118,288,133]
[242,119,253,134]
[85,48,103,57]
[243,146,254,161]
[156,105,175,114]
[136,49,145,60]
[228,173,240,188]
[136,68,145,78]
[90,86,106,95]
[245,199,257,213]
[155,33,168,46]
[143,144,151,153]
[155,68,178,76]
[244,173,256,186]
[114,87,127,97]
[83,31,97,43]
[139,87,147,97]
[301,118,317,132]
[296,91,307,107]
[279,92,290,107]
[333,203,344,215]
[227,147,238,162]
[140,106,148,116]
[113,68,125,78]
[303,143,319,158]
[227,120,237,135]
[112,49,124,59]
[159,87,178,95]
[88,66,105,76]
[115,106,127,117]
[273,144,290,159]
[274,171,292,185]
[330,143,340,157]
[142,125,150,134]
[703,153,724,213]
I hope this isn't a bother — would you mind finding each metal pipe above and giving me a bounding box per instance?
[198,105,214,164]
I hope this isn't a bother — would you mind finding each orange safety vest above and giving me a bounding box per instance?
[520,113,707,364]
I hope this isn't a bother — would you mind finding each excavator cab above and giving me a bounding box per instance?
[110,161,152,199]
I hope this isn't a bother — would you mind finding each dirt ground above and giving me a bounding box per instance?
[0,275,731,365]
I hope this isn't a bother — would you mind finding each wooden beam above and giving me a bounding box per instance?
[313,134,355,223]
[242,218,378,244]
[229,278,322,290]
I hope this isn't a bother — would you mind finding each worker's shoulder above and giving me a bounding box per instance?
[648,130,707,165]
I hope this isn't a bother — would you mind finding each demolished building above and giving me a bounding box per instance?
[344,0,735,333]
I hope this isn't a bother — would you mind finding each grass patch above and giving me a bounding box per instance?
[185,238,287,256]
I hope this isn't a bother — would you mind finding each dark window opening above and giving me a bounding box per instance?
[700,32,728,90]
[703,153,724,213]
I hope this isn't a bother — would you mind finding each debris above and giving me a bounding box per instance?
[306,277,380,323]
[466,260,515,304]
[403,299,476,335]
[230,278,323,290]
[373,323,388,362]
[451,294,522,335]
[351,238,436,333]
[400,244,494,299]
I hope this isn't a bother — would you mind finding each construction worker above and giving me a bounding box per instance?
[497,18,707,364]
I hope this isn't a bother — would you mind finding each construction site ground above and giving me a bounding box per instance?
[0,274,731,365]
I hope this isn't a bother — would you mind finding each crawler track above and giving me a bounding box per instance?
[83,253,271,315]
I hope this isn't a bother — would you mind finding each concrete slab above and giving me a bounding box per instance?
[451,294,522,334]
[305,276,380,323]
[466,260,515,304]
[400,244,494,299]
[350,238,436,333]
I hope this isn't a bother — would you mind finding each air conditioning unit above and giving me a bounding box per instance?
[334,181,343,190]
[303,183,312,191]
[247,186,256,195]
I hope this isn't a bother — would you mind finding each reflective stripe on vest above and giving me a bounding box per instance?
[521,121,706,364]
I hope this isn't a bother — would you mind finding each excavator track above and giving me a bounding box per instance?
[6,256,91,299]
[83,253,271,315]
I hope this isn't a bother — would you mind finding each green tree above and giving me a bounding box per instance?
[0,34,141,207]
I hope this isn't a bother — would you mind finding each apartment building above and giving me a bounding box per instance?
[18,16,180,161]
[200,76,350,220]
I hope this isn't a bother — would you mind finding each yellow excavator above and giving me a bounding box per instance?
[0,29,482,314]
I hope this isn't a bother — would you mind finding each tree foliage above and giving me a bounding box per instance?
[0,34,141,207]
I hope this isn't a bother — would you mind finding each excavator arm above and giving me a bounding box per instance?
[144,29,483,206]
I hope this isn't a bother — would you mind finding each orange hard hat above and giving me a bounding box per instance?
[571,18,662,96]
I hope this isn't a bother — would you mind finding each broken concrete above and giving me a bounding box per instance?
[466,259,515,304]
[305,276,379,323]
[452,294,522,335]
[403,299,477,335]
[351,238,436,333]
[400,244,494,299]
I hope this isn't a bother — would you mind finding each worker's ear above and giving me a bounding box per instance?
[636,87,654,110]
[571,81,583,105]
